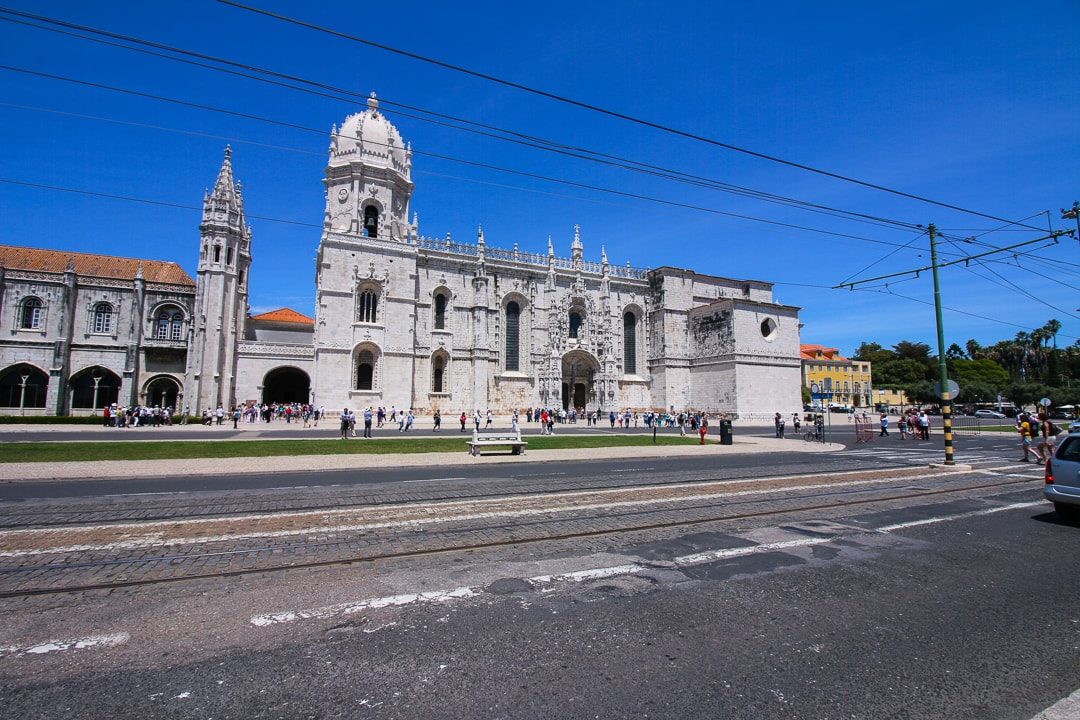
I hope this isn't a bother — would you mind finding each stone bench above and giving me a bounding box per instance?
[467,430,528,456]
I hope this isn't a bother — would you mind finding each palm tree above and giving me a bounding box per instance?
[1015,332,1031,380]
[1045,319,1062,349]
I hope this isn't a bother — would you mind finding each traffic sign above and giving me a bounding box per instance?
[1039,397,1052,407]
[933,379,960,399]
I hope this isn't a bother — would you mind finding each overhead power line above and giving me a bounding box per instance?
[834,232,1070,289]
[850,286,1079,341]
[0,178,322,228]
[216,0,1047,232]
[0,8,924,235]
[0,63,938,252]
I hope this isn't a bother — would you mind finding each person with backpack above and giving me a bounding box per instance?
[1035,413,1059,463]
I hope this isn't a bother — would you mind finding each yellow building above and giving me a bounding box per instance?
[800,344,873,409]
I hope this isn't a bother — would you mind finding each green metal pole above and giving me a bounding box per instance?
[928,224,954,465]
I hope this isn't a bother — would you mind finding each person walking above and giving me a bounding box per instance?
[405,409,414,431]
[777,416,785,439]
[774,412,782,438]
[879,413,889,437]
[459,411,467,432]
[433,409,441,432]
[793,413,801,434]
[1018,412,1035,461]
[486,409,493,429]
[232,406,241,429]
[699,415,709,445]
[1034,413,1055,463]
[898,414,908,440]
[474,410,482,432]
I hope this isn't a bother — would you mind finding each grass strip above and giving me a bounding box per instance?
[0,434,702,464]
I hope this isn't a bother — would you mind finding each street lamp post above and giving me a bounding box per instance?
[19,373,29,416]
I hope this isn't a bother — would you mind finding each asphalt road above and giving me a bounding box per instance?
[0,431,1022,501]
[1,436,1072,719]
[0,474,1075,718]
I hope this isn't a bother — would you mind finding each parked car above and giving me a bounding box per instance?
[1070,419,1080,434]
[1046,432,1080,520]
[974,409,1007,419]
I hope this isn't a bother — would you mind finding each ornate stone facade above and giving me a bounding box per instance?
[0,95,803,418]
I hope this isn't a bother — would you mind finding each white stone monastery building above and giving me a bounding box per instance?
[0,96,802,417]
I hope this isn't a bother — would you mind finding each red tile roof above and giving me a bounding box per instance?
[0,244,194,286]
[250,307,314,325]
[800,344,850,362]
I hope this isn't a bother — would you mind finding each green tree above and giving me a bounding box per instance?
[949,358,1010,390]
[876,358,933,387]
[957,381,995,404]
[801,385,811,405]
[852,342,894,363]
[946,343,967,360]
[902,381,937,405]
[893,341,932,363]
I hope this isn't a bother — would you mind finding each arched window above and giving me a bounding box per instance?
[363,205,379,238]
[505,301,520,371]
[434,293,447,330]
[20,298,43,330]
[156,308,184,340]
[226,246,234,266]
[623,311,637,375]
[213,245,222,263]
[92,302,114,334]
[357,350,375,390]
[357,290,379,323]
[432,354,445,393]
[568,311,582,339]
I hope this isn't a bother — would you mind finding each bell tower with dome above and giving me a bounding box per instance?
[323,93,415,242]
[311,93,422,412]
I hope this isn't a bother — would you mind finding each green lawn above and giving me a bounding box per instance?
[0,434,703,464]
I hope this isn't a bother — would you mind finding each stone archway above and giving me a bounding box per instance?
[262,367,311,404]
[561,350,600,412]
[143,375,181,409]
[69,366,121,409]
[0,363,49,409]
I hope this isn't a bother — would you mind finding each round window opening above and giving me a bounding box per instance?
[760,317,778,341]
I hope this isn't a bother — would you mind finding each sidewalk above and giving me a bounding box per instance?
[0,435,842,482]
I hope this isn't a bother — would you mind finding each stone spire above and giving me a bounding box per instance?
[476,225,486,274]
[571,224,583,271]
[601,245,608,267]
[547,235,554,257]
[209,146,237,204]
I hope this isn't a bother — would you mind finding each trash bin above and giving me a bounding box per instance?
[718,419,733,445]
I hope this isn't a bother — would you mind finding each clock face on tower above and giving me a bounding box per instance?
[337,188,349,203]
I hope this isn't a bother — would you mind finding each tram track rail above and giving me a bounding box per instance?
[0,471,1038,599]
[0,455,942,529]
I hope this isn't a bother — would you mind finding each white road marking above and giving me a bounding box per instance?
[402,477,468,483]
[875,501,1043,531]
[1029,687,1080,720]
[250,498,1042,629]
[1,468,1002,558]
[0,632,129,658]
[251,587,478,627]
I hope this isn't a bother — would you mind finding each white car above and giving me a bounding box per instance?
[973,409,1006,419]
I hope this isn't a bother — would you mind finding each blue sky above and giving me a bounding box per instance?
[1,1,1078,355]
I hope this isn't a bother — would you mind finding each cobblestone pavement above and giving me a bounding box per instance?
[0,440,1040,596]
